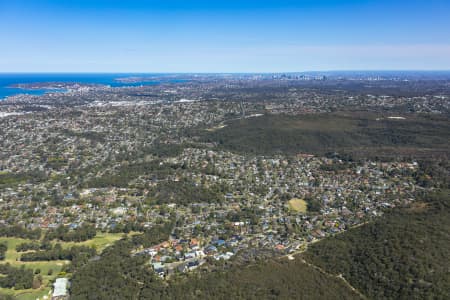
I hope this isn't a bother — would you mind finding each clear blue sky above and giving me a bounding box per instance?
[1,0,449,72]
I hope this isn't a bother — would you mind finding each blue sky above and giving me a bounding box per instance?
[1,0,449,72]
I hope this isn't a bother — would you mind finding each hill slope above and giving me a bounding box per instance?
[303,190,450,299]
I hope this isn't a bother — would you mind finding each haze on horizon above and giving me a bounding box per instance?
[1,0,449,73]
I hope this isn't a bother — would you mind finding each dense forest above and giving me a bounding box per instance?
[70,242,361,300]
[15,241,52,252]
[0,264,34,290]
[70,239,159,300]
[141,258,362,300]
[0,243,6,260]
[86,160,180,188]
[204,113,450,159]
[139,258,361,300]
[70,221,175,299]
[20,244,96,264]
[0,226,41,240]
[44,224,97,242]
[304,190,450,299]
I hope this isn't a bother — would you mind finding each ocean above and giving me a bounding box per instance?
[0,73,180,100]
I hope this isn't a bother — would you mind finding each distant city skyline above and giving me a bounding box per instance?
[1,0,450,72]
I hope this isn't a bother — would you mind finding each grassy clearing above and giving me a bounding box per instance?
[0,237,67,300]
[60,232,126,252]
[0,232,126,260]
[0,286,52,300]
[0,237,32,262]
[16,288,52,300]
[288,198,308,213]
[0,232,127,299]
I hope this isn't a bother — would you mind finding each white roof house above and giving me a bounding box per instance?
[52,278,69,298]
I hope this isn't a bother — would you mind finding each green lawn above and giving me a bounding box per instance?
[59,232,126,252]
[0,237,32,261]
[0,286,52,300]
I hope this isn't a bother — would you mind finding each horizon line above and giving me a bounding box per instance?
[1,70,450,74]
